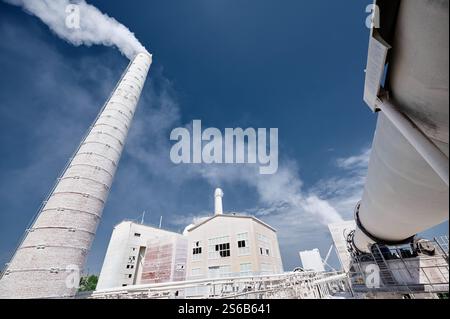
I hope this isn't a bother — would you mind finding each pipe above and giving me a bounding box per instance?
[379,98,449,186]
[353,0,449,253]
[353,112,449,253]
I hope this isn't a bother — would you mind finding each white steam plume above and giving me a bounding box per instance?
[3,0,148,59]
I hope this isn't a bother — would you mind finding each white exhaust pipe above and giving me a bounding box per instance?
[214,188,224,215]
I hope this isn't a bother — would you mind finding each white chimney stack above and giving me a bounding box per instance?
[214,188,224,215]
[0,52,152,299]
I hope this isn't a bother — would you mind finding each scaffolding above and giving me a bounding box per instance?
[347,234,449,298]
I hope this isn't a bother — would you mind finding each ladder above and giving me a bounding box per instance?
[371,245,397,286]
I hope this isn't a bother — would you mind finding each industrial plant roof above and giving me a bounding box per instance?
[186,213,277,233]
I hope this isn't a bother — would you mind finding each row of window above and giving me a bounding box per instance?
[191,233,271,260]
[122,247,138,286]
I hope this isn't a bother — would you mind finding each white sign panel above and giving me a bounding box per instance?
[299,249,325,272]
[363,31,391,112]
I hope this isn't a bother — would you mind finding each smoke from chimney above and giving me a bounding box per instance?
[3,0,148,60]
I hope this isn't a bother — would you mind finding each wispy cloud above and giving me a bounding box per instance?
[336,148,371,170]
[312,147,371,219]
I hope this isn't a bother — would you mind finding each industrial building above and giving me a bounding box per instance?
[184,188,283,280]
[97,221,187,290]
[96,188,283,291]
[0,0,447,301]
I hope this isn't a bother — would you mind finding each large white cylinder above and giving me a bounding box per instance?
[354,0,449,252]
[354,113,449,252]
[0,52,152,298]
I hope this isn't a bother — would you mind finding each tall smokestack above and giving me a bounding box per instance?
[214,188,224,215]
[0,52,152,299]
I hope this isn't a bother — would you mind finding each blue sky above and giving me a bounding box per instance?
[0,0,447,274]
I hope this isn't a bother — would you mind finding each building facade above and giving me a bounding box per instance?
[96,189,284,291]
[96,221,187,290]
[140,235,188,285]
[185,214,284,280]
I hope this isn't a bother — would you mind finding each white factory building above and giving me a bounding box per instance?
[97,188,283,290]
[97,221,188,290]
[184,189,283,280]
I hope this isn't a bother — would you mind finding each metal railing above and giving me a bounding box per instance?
[89,271,351,299]
[347,236,449,298]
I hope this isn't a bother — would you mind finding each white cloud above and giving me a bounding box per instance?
[312,147,371,219]
[336,148,371,170]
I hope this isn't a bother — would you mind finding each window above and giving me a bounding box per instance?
[217,243,230,257]
[208,236,231,259]
[192,241,202,261]
[237,233,250,256]
[240,263,252,276]
[257,233,271,256]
